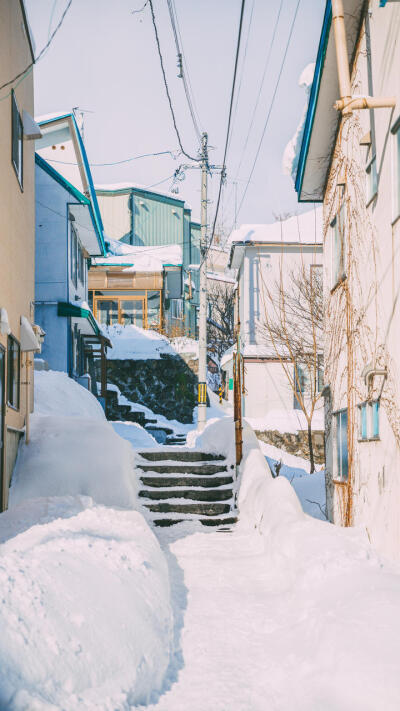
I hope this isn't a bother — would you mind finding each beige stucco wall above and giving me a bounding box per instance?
[0,0,35,508]
[323,1,400,559]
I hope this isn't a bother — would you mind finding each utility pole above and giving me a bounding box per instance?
[197,132,208,431]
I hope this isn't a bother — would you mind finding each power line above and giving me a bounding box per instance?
[0,0,73,92]
[170,0,203,136]
[148,0,200,163]
[205,0,247,262]
[227,0,255,154]
[44,149,179,168]
[225,0,284,214]
[131,0,149,14]
[166,0,202,142]
[236,0,301,222]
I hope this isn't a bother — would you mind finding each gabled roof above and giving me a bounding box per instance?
[35,153,105,257]
[95,182,186,209]
[36,112,106,255]
[295,0,365,202]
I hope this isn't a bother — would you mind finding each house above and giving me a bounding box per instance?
[295,0,400,557]
[90,184,201,337]
[0,0,43,510]
[34,113,109,403]
[224,210,323,427]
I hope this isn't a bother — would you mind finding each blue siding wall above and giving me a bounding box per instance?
[35,304,68,372]
[132,190,185,247]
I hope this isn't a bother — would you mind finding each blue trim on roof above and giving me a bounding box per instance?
[71,114,106,256]
[35,153,89,204]
[96,184,185,208]
[379,0,388,6]
[295,0,332,198]
[37,113,73,126]
[36,154,104,254]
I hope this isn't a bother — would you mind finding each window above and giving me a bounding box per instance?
[70,224,85,287]
[171,298,184,320]
[335,409,348,480]
[366,146,377,204]
[330,201,346,287]
[11,91,23,188]
[71,224,77,288]
[358,400,380,441]
[317,353,324,393]
[7,336,20,409]
[294,362,308,394]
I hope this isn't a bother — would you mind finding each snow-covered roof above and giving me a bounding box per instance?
[93,243,182,271]
[35,111,72,124]
[95,181,189,207]
[206,271,236,285]
[228,208,323,247]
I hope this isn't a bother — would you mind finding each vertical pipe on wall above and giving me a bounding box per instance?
[331,0,352,113]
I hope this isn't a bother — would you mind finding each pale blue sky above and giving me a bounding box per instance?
[25,0,325,230]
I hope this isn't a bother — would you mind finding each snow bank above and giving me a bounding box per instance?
[104,325,176,360]
[0,499,173,710]
[112,421,159,449]
[245,407,324,434]
[186,415,234,457]
[10,415,137,509]
[170,336,199,359]
[34,370,105,420]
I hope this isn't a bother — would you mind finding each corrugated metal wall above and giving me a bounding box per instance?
[132,190,184,247]
[96,192,131,242]
[190,223,201,264]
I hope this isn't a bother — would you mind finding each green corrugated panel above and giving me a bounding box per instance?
[190,223,201,264]
[132,190,184,247]
[183,210,191,269]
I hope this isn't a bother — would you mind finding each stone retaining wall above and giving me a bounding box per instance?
[255,429,325,465]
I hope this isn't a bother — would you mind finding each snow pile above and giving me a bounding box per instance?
[112,421,159,450]
[96,242,182,270]
[282,62,315,182]
[170,336,199,359]
[227,206,322,247]
[104,325,176,360]
[0,499,173,710]
[259,440,326,520]
[34,369,106,420]
[245,406,324,434]
[186,416,235,458]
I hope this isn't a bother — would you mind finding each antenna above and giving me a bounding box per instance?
[72,107,94,144]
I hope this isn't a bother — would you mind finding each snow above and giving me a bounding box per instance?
[0,370,175,708]
[282,63,315,182]
[245,407,324,434]
[258,440,326,520]
[94,243,182,271]
[104,325,177,360]
[206,271,236,284]
[227,206,323,247]
[95,182,189,206]
[10,371,138,509]
[112,421,159,449]
[35,110,72,124]
[170,336,199,359]
[0,500,173,710]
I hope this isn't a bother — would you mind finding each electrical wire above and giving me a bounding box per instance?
[235,0,301,222]
[0,0,73,92]
[170,0,203,137]
[44,149,179,167]
[227,0,256,154]
[148,0,200,163]
[131,0,149,14]
[166,0,202,142]
[225,0,284,214]
[205,0,247,262]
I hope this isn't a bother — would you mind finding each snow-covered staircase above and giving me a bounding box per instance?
[136,450,238,527]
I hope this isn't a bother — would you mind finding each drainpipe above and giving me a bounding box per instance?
[25,353,31,445]
[332,0,352,114]
[332,0,396,114]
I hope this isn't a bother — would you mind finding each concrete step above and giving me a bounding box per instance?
[137,463,229,475]
[153,516,238,528]
[139,450,226,463]
[144,502,231,516]
[139,488,233,502]
[144,425,174,435]
[140,475,234,488]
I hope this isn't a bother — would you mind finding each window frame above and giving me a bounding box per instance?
[7,335,20,411]
[358,400,380,442]
[170,298,184,320]
[333,408,348,482]
[11,91,23,189]
[391,116,400,221]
